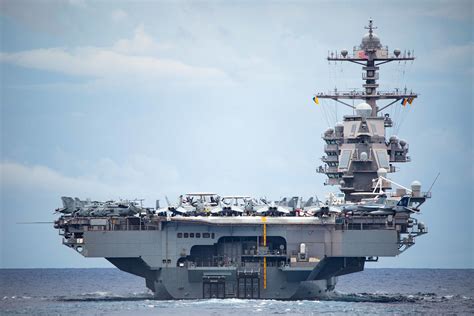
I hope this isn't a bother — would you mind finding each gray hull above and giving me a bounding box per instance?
[57,215,421,300]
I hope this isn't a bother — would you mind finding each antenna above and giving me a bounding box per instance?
[316,19,417,117]
[365,18,377,38]
[427,172,441,194]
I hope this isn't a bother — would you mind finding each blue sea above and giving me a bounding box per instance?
[1,268,473,315]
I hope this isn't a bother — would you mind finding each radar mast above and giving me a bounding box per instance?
[315,19,417,202]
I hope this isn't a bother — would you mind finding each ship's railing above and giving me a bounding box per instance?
[315,89,416,98]
[242,249,287,256]
[316,166,339,174]
[324,144,339,152]
[321,155,339,162]
[84,221,159,231]
[423,191,432,198]
[107,224,158,231]
[188,261,239,268]
[183,254,286,269]
[335,217,397,231]
[60,216,161,232]
[321,134,341,140]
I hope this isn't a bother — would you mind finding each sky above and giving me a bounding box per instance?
[0,0,472,269]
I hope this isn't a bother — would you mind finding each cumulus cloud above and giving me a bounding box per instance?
[0,25,229,83]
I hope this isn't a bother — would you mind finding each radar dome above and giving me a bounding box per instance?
[411,180,422,197]
[361,33,382,49]
[355,102,372,118]
[360,151,368,161]
[324,128,334,135]
[377,168,387,177]
[411,180,421,189]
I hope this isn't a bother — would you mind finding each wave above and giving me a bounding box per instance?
[3,291,469,304]
[55,291,154,302]
[324,291,471,303]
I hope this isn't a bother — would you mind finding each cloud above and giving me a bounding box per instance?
[418,43,474,75]
[0,48,226,80]
[113,23,171,54]
[0,25,229,83]
[1,161,110,197]
[111,9,128,22]
[0,156,183,203]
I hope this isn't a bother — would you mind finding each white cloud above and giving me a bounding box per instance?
[0,25,229,83]
[111,9,128,22]
[113,23,172,54]
[0,156,183,203]
[1,161,110,198]
[418,43,474,75]
[1,48,226,80]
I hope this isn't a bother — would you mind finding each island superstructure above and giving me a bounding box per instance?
[315,19,416,202]
[54,20,430,300]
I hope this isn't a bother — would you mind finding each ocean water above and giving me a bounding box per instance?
[1,268,473,315]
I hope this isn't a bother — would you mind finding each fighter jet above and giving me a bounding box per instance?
[340,194,423,216]
[284,196,303,216]
[209,196,248,216]
[157,195,189,216]
[256,199,291,216]
[55,197,76,214]
[300,196,326,216]
[56,197,97,216]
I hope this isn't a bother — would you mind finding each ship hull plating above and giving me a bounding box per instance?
[107,257,338,299]
[59,216,405,299]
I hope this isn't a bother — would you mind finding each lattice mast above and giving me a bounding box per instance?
[315,19,417,202]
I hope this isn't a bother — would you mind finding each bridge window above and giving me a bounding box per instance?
[196,233,201,238]
[203,233,210,238]
[177,233,183,238]
[190,233,195,238]
[184,233,189,238]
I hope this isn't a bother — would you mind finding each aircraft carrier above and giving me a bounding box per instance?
[54,20,430,300]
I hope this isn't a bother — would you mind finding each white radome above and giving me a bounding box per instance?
[356,102,372,117]
[377,168,388,177]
